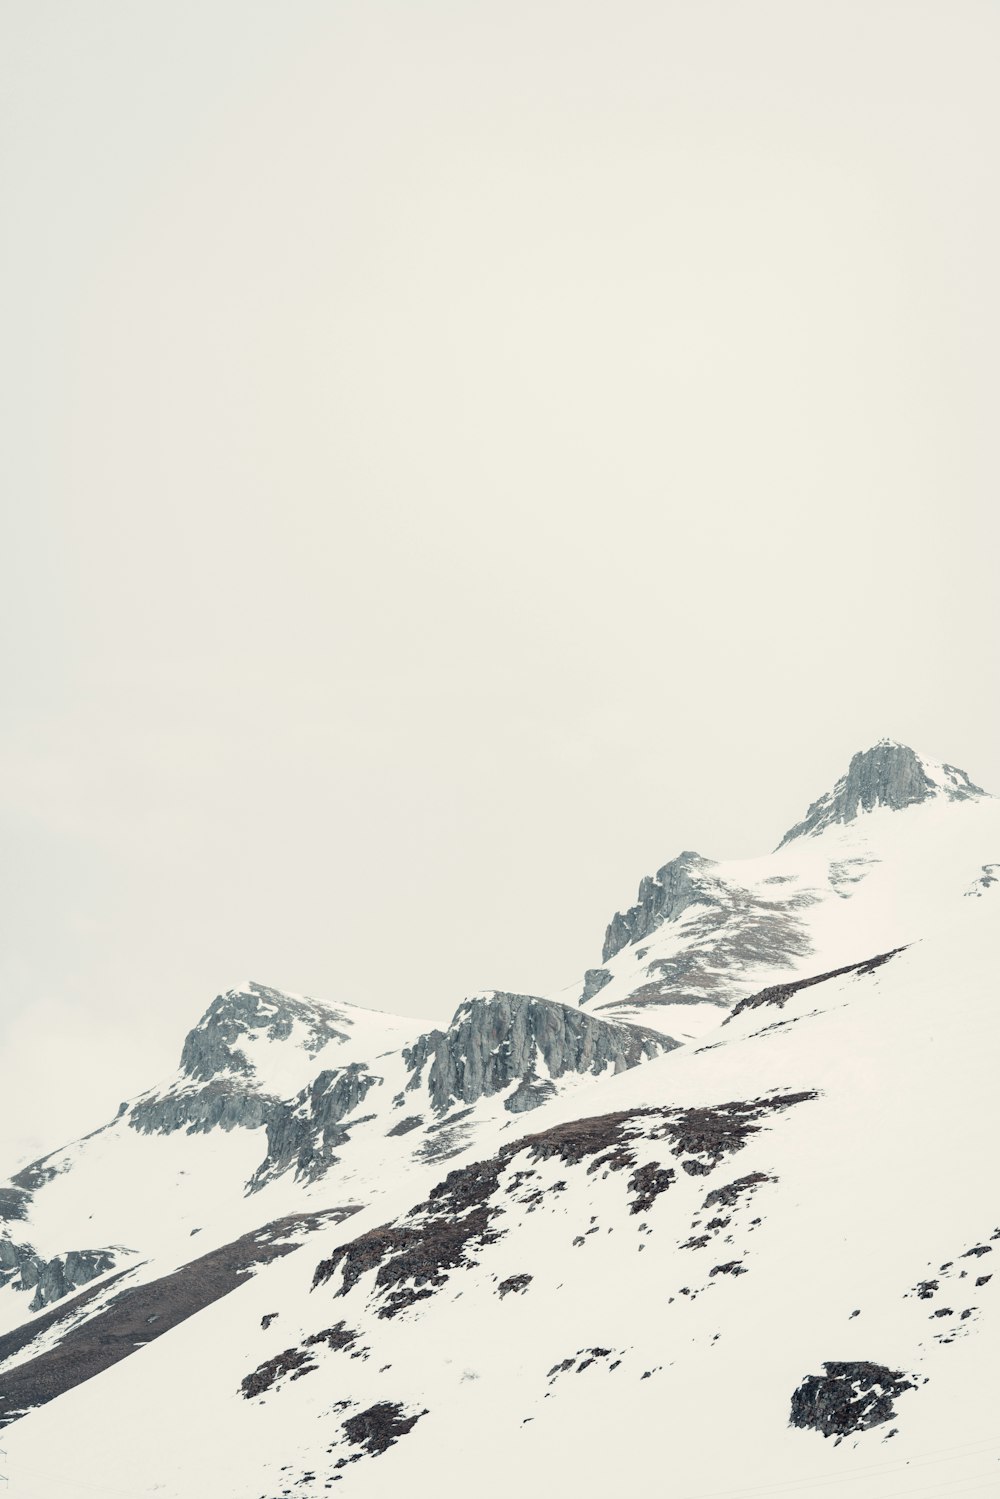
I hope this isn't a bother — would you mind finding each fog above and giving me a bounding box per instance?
[2,1,997,1162]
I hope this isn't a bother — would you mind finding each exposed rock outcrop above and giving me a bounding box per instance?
[790,1361,915,1438]
[0,1241,117,1310]
[0,1188,31,1223]
[726,946,906,1022]
[23,1250,117,1312]
[340,1402,427,1459]
[403,993,677,1116]
[594,883,817,1017]
[580,968,612,1004]
[602,852,710,962]
[505,1074,558,1114]
[179,981,349,1083]
[313,1090,819,1319]
[0,1238,36,1286]
[779,742,985,847]
[0,1208,359,1429]
[129,1080,280,1136]
[248,1064,380,1190]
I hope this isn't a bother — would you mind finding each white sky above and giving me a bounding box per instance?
[2,0,997,1164]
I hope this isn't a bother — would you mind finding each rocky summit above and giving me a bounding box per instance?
[778,739,987,846]
[0,741,996,1499]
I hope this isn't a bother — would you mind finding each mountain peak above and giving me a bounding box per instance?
[778,741,987,847]
[179,981,351,1084]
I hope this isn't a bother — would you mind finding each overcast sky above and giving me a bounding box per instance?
[2,0,997,1164]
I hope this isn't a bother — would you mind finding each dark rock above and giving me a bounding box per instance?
[10,1160,59,1192]
[702,1172,773,1210]
[241,1345,316,1398]
[0,1189,32,1223]
[627,1164,675,1214]
[425,1108,476,1134]
[386,1115,423,1137]
[497,1274,533,1298]
[727,948,905,1022]
[789,1361,915,1438]
[0,1206,359,1428]
[313,1154,505,1316]
[243,1318,363,1395]
[313,1091,816,1318]
[341,1402,426,1457]
[303,1321,359,1352]
[130,1081,280,1137]
[27,1249,117,1312]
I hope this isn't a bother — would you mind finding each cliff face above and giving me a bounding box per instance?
[0,1240,117,1312]
[601,852,712,962]
[179,982,350,1083]
[129,982,357,1140]
[779,742,986,846]
[403,992,678,1116]
[249,1064,380,1190]
[129,1081,279,1136]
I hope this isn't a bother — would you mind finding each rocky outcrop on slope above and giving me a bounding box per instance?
[0,1240,117,1310]
[592,882,819,1018]
[402,993,677,1116]
[312,1090,818,1320]
[0,1238,37,1286]
[0,1189,31,1223]
[129,982,354,1138]
[179,982,350,1083]
[129,1079,280,1135]
[249,1064,380,1190]
[580,968,613,1003]
[779,742,986,847]
[22,1250,117,1312]
[602,851,711,962]
[789,1361,915,1438]
[0,1208,359,1429]
[725,946,906,1022]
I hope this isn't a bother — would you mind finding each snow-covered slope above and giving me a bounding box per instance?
[0,741,996,1498]
[557,740,997,1038]
[0,982,674,1352]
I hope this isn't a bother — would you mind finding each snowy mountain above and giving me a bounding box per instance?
[560,740,994,1036]
[0,741,997,1499]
